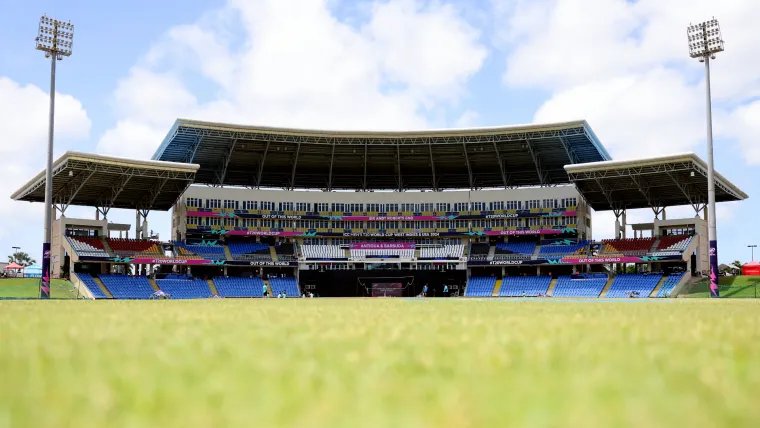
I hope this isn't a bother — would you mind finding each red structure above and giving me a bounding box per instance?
[742,261,760,276]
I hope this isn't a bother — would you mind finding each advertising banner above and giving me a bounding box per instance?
[349,242,416,250]
[185,210,579,221]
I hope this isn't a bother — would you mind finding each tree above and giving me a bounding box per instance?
[8,251,36,267]
[731,260,743,272]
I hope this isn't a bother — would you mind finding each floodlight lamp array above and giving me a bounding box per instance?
[35,14,74,57]
[687,18,723,59]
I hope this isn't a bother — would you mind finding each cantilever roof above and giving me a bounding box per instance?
[11,151,199,211]
[152,119,611,190]
[565,153,748,211]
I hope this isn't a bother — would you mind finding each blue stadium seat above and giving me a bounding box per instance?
[605,273,663,298]
[173,241,226,260]
[499,276,551,297]
[552,275,607,298]
[539,241,588,255]
[214,277,265,298]
[495,242,536,256]
[227,242,271,260]
[156,279,212,299]
[77,273,108,299]
[465,277,497,297]
[656,272,686,298]
[269,277,300,297]
[99,275,154,299]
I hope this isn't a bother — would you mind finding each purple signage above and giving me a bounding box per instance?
[709,240,719,298]
[484,229,565,236]
[40,243,51,299]
[349,242,416,250]
[130,258,213,265]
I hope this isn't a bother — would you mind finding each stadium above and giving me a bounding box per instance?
[9,118,749,300]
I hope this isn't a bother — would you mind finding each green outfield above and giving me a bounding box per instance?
[680,276,760,298]
[0,278,79,299]
[1,299,758,428]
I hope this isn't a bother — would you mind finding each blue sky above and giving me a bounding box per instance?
[1,0,758,265]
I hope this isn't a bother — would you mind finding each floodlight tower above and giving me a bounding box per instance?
[749,245,757,262]
[35,14,74,299]
[687,18,723,298]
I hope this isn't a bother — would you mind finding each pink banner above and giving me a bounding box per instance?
[130,258,212,265]
[349,242,416,250]
[561,256,643,264]
[223,230,303,236]
[484,229,565,236]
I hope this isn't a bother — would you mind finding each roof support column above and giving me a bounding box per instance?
[97,175,132,218]
[492,141,509,189]
[363,143,368,191]
[428,139,437,191]
[327,141,336,191]
[54,170,96,215]
[184,136,203,163]
[254,141,270,189]
[525,139,547,186]
[559,136,580,164]
[461,142,473,190]
[290,142,301,190]
[396,143,403,192]
[215,138,237,187]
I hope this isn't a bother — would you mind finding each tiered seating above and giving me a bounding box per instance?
[301,245,346,260]
[67,236,108,257]
[214,277,265,298]
[227,242,271,260]
[99,275,154,299]
[606,273,663,298]
[469,243,490,261]
[156,279,212,299]
[275,243,296,261]
[499,276,552,297]
[600,238,655,255]
[539,241,587,255]
[656,272,686,297]
[107,239,160,256]
[77,273,108,299]
[350,248,415,259]
[269,277,299,297]
[552,275,607,298]
[173,242,225,260]
[419,244,464,259]
[175,246,204,260]
[653,235,692,256]
[495,242,536,258]
[465,277,497,297]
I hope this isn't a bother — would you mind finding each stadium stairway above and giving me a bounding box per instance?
[492,279,503,296]
[223,246,234,261]
[600,276,615,297]
[207,279,220,296]
[149,279,160,292]
[649,275,669,297]
[101,238,116,258]
[532,245,541,259]
[270,246,278,261]
[547,278,558,296]
[649,238,660,253]
[94,277,113,298]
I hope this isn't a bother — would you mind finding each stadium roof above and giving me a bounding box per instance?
[152,119,611,190]
[564,153,748,211]
[11,151,199,212]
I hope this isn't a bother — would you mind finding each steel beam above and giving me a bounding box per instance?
[290,142,301,190]
[428,140,437,191]
[525,139,548,186]
[461,143,473,190]
[327,142,336,191]
[254,141,270,188]
[396,143,403,192]
[492,141,509,189]
[363,143,368,191]
[215,138,237,186]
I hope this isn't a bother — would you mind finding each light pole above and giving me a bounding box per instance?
[687,18,724,298]
[35,15,74,299]
[749,245,757,262]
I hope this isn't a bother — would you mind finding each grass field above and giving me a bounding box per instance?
[680,276,760,298]
[0,278,79,299]
[1,299,758,427]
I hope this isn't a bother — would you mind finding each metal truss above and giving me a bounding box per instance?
[174,124,590,147]
[665,171,707,212]
[52,169,95,214]
[428,142,438,191]
[253,141,270,189]
[214,138,237,186]
[328,143,336,191]
[96,174,133,215]
[593,178,627,212]
[289,142,301,190]
[559,136,581,164]
[461,143,473,190]
[395,144,403,192]
[183,136,203,163]
[525,140,549,186]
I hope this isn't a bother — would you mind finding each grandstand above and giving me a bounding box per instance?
[11,123,749,299]
[605,273,663,298]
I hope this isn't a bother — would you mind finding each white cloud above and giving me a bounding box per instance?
[500,0,760,164]
[0,77,91,246]
[97,0,488,160]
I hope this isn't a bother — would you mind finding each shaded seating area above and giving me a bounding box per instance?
[605,273,663,298]
[99,275,154,299]
[464,277,496,297]
[156,279,212,299]
[498,276,551,297]
[214,277,265,298]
